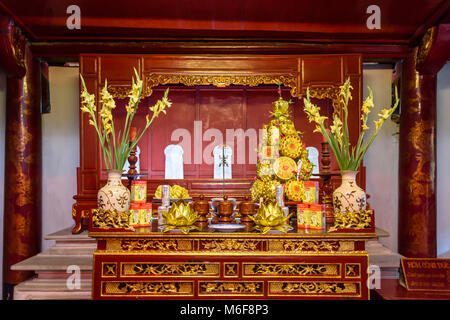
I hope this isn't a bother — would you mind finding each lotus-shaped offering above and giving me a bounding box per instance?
[249,201,292,234]
[162,200,200,234]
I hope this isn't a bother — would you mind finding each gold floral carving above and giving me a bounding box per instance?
[202,240,260,251]
[328,210,373,232]
[106,281,193,295]
[123,263,219,276]
[407,120,433,206]
[416,27,435,67]
[306,87,341,116]
[200,282,263,294]
[108,86,132,99]
[91,209,134,230]
[245,263,338,276]
[9,121,34,207]
[270,282,358,294]
[269,239,355,252]
[119,239,192,251]
[145,74,298,97]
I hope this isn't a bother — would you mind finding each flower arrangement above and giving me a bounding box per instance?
[80,68,171,171]
[303,78,399,171]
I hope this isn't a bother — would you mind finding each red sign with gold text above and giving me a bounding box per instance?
[400,258,450,291]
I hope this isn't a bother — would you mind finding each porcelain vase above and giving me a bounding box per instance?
[332,170,366,214]
[97,170,130,212]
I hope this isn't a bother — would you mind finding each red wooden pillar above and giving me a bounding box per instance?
[398,25,450,258]
[398,50,436,257]
[0,16,42,299]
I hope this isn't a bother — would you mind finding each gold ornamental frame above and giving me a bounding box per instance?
[106,73,341,115]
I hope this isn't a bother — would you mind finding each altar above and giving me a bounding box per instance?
[1,2,449,304]
[79,52,376,300]
[90,221,375,300]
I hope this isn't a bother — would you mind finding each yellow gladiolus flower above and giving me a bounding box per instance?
[362,87,374,116]
[303,98,328,125]
[339,78,353,105]
[374,118,384,131]
[80,91,95,111]
[378,108,392,120]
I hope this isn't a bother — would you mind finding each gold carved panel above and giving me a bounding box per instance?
[91,209,133,230]
[107,239,193,251]
[328,210,373,232]
[101,263,117,278]
[269,281,359,296]
[102,281,193,297]
[121,262,220,277]
[306,87,341,116]
[268,239,355,252]
[224,263,239,277]
[345,263,361,278]
[199,281,264,296]
[107,86,132,99]
[145,74,299,97]
[201,240,262,252]
[243,263,340,278]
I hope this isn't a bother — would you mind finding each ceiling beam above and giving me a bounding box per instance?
[30,40,410,62]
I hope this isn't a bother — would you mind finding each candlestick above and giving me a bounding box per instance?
[322,129,329,142]
[130,127,137,141]
[317,140,339,225]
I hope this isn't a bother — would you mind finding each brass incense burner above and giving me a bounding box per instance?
[239,196,255,227]
[217,195,234,224]
[193,194,210,228]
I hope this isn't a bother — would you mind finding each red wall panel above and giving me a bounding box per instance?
[103,86,336,179]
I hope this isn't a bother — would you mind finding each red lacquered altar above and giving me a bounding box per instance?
[77,52,376,300]
[89,214,376,300]
[0,2,449,301]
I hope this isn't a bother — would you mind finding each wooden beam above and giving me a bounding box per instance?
[29,40,410,61]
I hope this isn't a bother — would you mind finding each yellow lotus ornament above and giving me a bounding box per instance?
[162,200,200,234]
[250,201,292,234]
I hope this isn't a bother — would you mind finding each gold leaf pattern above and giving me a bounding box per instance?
[146,74,298,97]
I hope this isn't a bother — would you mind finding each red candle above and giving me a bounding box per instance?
[322,129,329,142]
[130,127,137,141]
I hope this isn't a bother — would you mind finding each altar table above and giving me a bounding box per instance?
[89,222,375,300]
